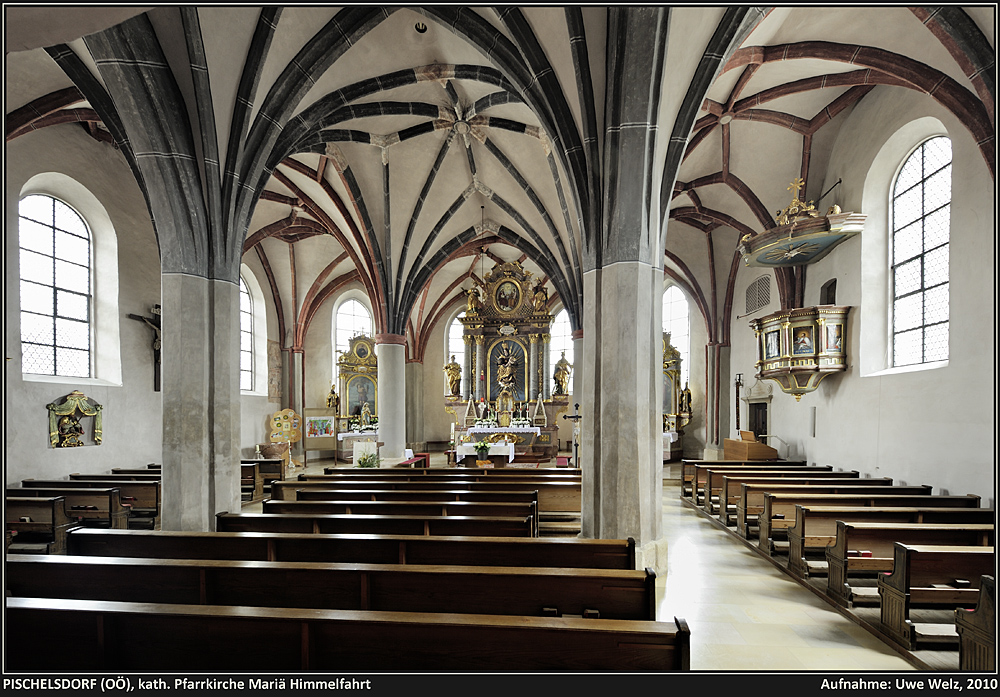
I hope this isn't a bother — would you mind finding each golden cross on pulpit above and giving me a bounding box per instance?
[787,177,805,197]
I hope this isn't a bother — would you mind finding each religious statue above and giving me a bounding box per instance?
[57,415,85,447]
[466,287,482,314]
[553,351,572,396]
[495,342,518,395]
[443,355,462,396]
[679,383,692,414]
[325,385,340,413]
[360,401,372,428]
[532,280,547,312]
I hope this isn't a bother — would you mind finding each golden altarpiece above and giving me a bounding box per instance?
[446,260,566,462]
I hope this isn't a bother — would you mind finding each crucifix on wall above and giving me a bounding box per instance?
[128,304,162,391]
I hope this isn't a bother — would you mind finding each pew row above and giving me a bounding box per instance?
[261,499,539,537]
[956,575,995,672]
[6,597,690,671]
[786,506,995,578]
[294,487,539,506]
[6,497,75,554]
[876,544,995,651]
[6,553,658,621]
[741,483,932,541]
[69,472,161,481]
[216,511,535,538]
[824,522,995,607]
[680,459,806,498]
[22,478,160,527]
[322,466,581,477]
[709,470,863,521]
[272,478,581,513]
[758,492,981,550]
[66,528,637,569]
[690,463,827,506]
[7,486,130,530]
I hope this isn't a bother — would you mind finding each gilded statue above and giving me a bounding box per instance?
[466,287,482,314]
[553,351,572,396]
[444,355,462,396]
[57,415,85,447]
[532,280,547,312]
[360,401,372,428]
[325,385,340,413]
[495,342,518,395]
[679,383,692,414]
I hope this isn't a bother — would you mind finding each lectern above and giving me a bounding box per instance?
[723,430,778,460]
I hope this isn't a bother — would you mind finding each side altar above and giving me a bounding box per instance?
[443,259,567,462]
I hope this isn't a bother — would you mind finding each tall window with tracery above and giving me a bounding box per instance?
[662,286,690,387]
[239,277,254,391]
[891,136,950,366]
[549,309,573,388]
[19,194,92,377]
[334,299,374,382]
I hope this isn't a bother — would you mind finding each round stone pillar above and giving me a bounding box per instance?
[572,330,584,401]
[375,334,407,461]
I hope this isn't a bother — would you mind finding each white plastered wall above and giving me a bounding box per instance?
[5,125,162,482]
[238,259,281,456]
[728,87,995,505]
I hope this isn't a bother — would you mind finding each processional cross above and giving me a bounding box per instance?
[128,304,162,391]
[562,403,582,469]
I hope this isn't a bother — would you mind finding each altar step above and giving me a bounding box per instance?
[538,512,581,537]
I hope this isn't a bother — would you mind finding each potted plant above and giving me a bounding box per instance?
[474,439,491,461]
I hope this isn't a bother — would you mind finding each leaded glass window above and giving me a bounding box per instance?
[240,277,254,391]
[891,137,951,366]
[663,286,690,386]
[19,194,92,377]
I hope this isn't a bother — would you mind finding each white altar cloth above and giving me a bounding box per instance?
[456,443,516,463]
[467,426,540,438]
[338,430,378,441]
[663,431,679,444]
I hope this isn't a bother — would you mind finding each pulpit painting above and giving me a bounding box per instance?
[826,323,843,352]
[487,339,527,403]
[347,375,376,416]
[765,330,780,359]
[792,326,814,354]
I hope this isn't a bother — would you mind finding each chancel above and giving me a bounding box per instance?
[4,5,994,674]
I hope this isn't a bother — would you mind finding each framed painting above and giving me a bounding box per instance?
[825,323,843,353]
[792,326,814,355]
[765,330,780,359]
[347,374,377,416]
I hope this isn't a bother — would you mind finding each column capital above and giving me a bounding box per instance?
[474,335,485,345]
[541,334,551,343]
[375,333,406,345]
[463,334,474,345]
[572,330,584,340]
[528,333,540,343]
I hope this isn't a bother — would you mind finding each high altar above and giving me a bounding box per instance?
[445,260,567,461]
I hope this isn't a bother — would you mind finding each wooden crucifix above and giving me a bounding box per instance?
[128,304,162,391]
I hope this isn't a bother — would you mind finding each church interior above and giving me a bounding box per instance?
[4,6,996,674]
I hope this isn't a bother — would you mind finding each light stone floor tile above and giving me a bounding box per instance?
[691,643,809,671]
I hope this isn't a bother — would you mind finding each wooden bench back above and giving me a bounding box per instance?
[6,496,74,553]
[216,511,536,538]
[955,574,995,671]
[6,596,690,671]
[66,528,637,569]
[8,487,130,529]
[321,466,580,477]
[6,553,657,621]
[272,478,581,513]
[22,479,160,516]
[293,488,539,506]
[69,472,161,481]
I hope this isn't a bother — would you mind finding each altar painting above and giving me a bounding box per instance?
[347,375,377,416]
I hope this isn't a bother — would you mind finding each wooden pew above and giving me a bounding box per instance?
[688,462,816,504]
[321,466,580,477]
[69,472,161,481]
[242,458,286,495]
[710,470,862,521]
[6,553,658,621]
[302,472,581,484]
[111,468,161,475]
[272,478,582,514]
[758,492,981,551]
[294,487,539,507]
[261,499,540,536]
[6,496,75,554]
[741,482,929,542]
[681,459,805,498]
[825,521,995,607]
[876,544,995,650]
[8,486,130,530]
[786,506,995,578]
[6,596,690,671]
[216,511,535,538]
[67,528,637,569]
[956,575,995,672]
[22,478,161,528]
[240,462,263,503]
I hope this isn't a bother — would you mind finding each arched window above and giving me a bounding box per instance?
[19,194,92,377]
[549,309,573,390]
[663,286,690,387]
[239,277,254,391]
[891,136,951,366]
[334,298,374,382]
[446,312,466,393]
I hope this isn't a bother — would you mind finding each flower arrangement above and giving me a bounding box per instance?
[511,417,532,428]
[356,451,381,468]
[473,439,491,454]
